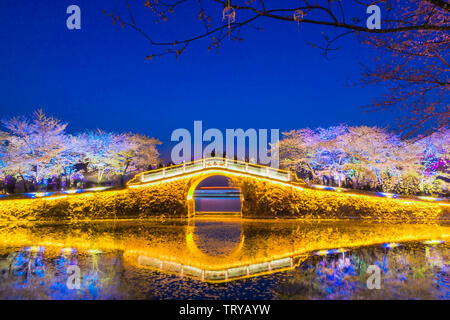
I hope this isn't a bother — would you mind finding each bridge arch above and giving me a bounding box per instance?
[186,171,244,217]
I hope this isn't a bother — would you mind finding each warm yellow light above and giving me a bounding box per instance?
[423,240,445,245]
[418,196,437,201]
[43,195,68,201]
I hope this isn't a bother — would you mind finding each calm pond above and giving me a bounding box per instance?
[0,218,449,299]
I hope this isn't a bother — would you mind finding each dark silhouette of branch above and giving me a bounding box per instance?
[103,0,449,58]
[103,0,449,138]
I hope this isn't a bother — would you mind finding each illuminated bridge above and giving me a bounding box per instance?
[128,157,298,186]
[127,157,306,216]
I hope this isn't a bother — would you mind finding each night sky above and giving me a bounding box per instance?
[0,0,395,158]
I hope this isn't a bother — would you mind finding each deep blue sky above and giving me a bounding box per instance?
[0,0,394,157]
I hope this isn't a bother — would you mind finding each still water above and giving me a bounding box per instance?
[194,186,241,213]
[0,218,449,300]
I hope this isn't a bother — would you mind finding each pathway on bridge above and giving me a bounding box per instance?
[127,157,300,187]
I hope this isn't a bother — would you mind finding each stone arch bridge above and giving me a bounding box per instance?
[127,157,305,217]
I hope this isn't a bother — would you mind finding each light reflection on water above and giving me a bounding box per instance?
[193,219,242,256]
[194,188,241,213]
[0,218,449,300]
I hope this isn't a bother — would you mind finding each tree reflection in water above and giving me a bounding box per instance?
[279,243,449,299]
[0,219,448,299]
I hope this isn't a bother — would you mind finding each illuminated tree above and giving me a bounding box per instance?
[413,127,450,193]
[339,126,410,189]
[108,133,161,186]
[278,128,320,182]
[77,131,161,186]
[0,111,162,191]
[416,128,450,178]
[76,130,121,185]
[279,124,449,195]
[0,110,68,190]
[0,132,31,191]
[55,134,87,188]
[315,125,350,186]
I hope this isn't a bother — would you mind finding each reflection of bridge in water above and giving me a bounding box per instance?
[135,218,307,283]
[2,219,448,284]
[137,253,303,283]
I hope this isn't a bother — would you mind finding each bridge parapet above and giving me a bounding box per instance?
[128,157,294,185]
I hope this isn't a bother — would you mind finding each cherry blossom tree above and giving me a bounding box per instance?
[278,128,320,182]
[77,130,161,186]
[0,132,31,191]
[0,111,162,191]
[76,130,121,185]
[315,125,351,187]
[340,126,422,190]
[0,110,68,190]
[278,124,449,195]
[105,0,448,58]
[55,134,87,189]
[108,133,161,186]
[413,127,450,192]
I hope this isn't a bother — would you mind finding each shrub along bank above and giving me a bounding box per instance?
[0,177,448,221]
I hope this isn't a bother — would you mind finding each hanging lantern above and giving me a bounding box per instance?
[223,4,236,37]
[293,9,304,30]
[222,6,236,24]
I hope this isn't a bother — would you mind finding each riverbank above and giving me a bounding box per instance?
[0,177,448,222]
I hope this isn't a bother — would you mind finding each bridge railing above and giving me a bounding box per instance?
[129,157,294,184]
